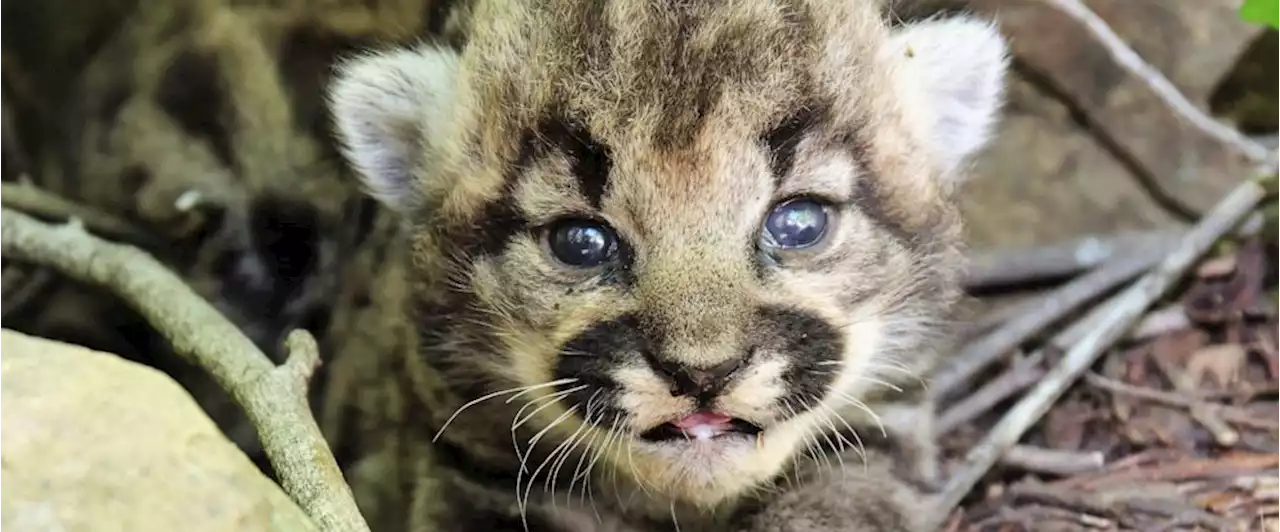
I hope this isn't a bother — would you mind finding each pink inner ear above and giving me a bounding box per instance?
[671,410,734,430]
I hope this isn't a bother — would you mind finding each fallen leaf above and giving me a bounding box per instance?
[1197,254,1238,278]
[1186,343,1249,390]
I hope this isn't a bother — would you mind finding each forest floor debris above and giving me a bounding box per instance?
[937,226,1279,532]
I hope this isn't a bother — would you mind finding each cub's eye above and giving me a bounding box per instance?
[762,197,830,249]
[547,219,619,268]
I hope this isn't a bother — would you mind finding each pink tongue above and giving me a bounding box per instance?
[672,411,734,429]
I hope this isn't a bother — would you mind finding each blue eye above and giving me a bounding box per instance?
[762,198,830,249]
[547,219,619,267]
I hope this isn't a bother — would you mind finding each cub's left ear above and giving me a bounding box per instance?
[886,17,1009,182]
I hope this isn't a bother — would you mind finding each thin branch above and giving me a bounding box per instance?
[1084,373,1277,432]
[1035,0,1271,167]
[963,228,1186,290]
[934,243,1178,399]
[926,178,1267,529]
[1,182,159,247]
[937,352,1044,434]
[1147,351,1239,446]
[0,209,370,532]
[1127,304,1192,342]
[1000,445,1105,477]
[937,211,1262,398]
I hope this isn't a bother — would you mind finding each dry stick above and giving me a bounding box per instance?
[1000,445,1105,477]
[1084,373,1277,431]
[963,228,1186,290]
[1035,0,1270,165]
[933,244,1179,399]
[937,353,1044,434]
[1127,304,1191,342]
[926,179,1267,530]
[0,181,158,247]
[940,304,1198,431]
[938,281,1132,438]
[0,209,370,532]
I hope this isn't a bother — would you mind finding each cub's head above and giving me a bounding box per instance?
[329,0,1006,509]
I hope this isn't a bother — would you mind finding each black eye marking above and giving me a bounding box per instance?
[761,196,830,250]
[546,218,620,268]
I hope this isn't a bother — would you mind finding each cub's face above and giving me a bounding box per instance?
[330,0,1006,508]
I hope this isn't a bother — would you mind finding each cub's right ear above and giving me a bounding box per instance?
[328,46,461,214]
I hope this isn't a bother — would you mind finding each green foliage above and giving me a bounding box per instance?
[1240,0,1279,29]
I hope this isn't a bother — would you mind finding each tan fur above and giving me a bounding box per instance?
[11,0,1008,530]
[12,0,441,470]
[328,0,1008,530]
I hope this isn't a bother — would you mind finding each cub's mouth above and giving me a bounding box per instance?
[639,410,763,442]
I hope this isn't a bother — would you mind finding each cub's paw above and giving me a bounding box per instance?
[740,452,931,532]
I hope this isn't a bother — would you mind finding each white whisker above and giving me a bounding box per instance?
[511,386,584,471]
[521,407,582,522]
[517,405,579,528]
[830,390,887,438]
[433,378,578,442]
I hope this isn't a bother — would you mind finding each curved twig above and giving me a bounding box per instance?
[0,209,370,532]
[1,182,160,247]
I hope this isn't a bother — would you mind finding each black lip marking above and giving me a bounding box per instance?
[639,417,763,442]
[753,305,842,410]
[552,314,650,427]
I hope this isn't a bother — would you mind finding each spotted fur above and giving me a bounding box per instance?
[8,0,1008,529]
[329,0,1008,530]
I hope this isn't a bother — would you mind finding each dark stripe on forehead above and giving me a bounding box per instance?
[619,2,820,150]
[533,115,613,210]
[156,48,237,171]
[762,102,830,184]
[449,113,614,259]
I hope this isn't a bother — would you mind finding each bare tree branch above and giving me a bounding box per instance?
[1,182,159,247]
[1000,445,1105,477]
[963,228,1186,290]
[1034,0,1272,167]
[0,209,370,532]
[934,244,1176,399]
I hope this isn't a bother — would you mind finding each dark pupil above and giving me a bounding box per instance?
[550,222,615,267]
[765,200,827,248]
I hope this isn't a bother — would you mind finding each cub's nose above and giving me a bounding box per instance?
[646,354,746,401]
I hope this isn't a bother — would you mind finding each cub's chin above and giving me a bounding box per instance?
[622,410,807,507]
